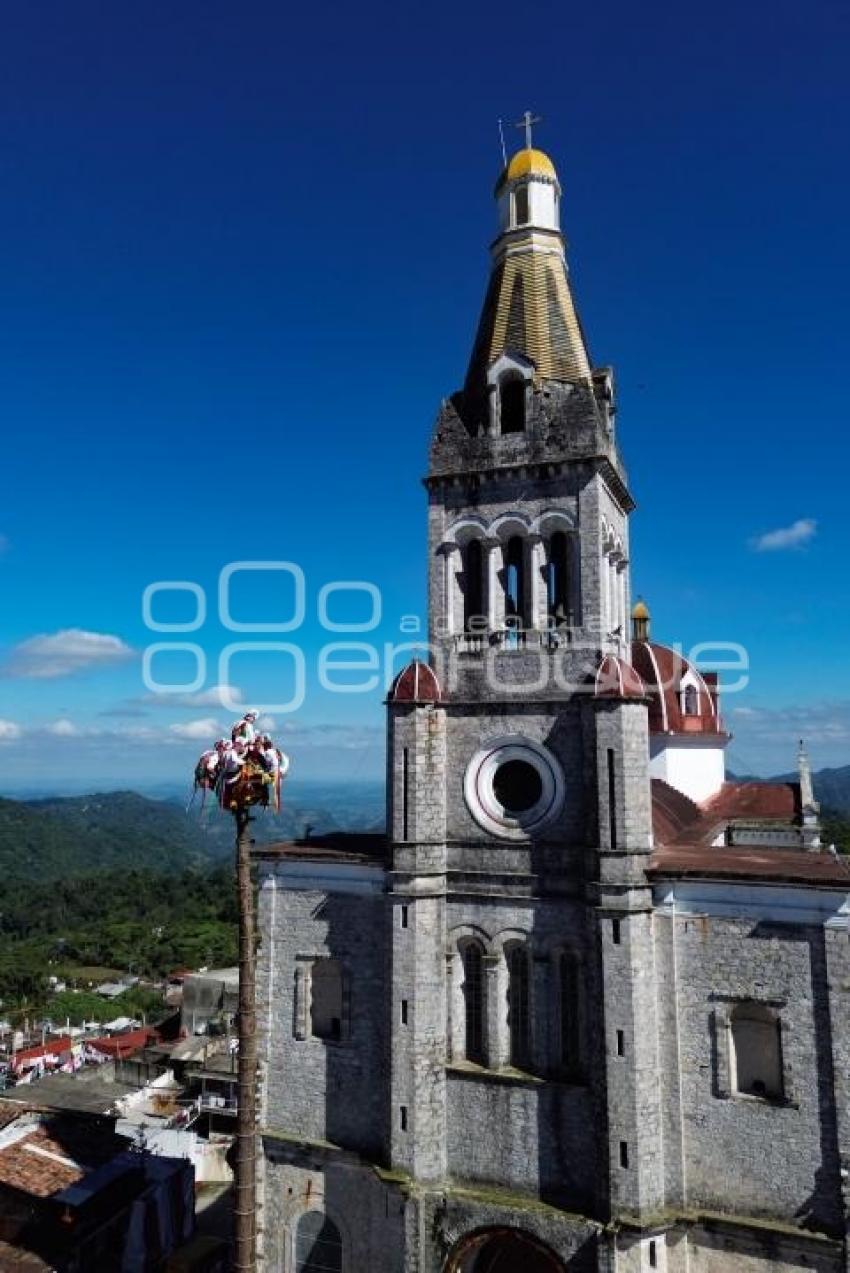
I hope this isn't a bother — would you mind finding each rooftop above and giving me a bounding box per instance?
[254,831,389,865]
[648,844,850,888]
[0,1110,129,1199]
[651,779,801,847]
[12,1070,138,1117]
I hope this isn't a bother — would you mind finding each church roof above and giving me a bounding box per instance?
[594,654,646,699]
[651,778,801,847]
[648,843,850,888]
[254,833,388,865]
[464,249,591,391]
[388,659,442,704]
[632,639,727,737]
[499,147,558,187]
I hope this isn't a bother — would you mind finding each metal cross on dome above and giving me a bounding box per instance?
[515,110,542,149]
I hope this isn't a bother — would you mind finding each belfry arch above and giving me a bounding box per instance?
[444,1228,566,1273]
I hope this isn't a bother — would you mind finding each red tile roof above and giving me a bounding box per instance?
[388,659,442,704]
[0,1126,87,1197]
[650,779,703,843]
[652,779,802,849]
[87,1028,157,1058]
[648,844,850,887]
[702,781,799,822]
[632,640,726,736]
[0,1115,128,1200]
[594,654,646,699]
[12,1037,73,1073]
[254,832,389,864]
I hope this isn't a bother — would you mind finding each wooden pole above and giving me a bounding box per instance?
[233,808,257,1271]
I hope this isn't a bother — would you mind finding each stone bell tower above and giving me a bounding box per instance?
[384,119,663,1259]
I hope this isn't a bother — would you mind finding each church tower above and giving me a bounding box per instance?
[384,120,663,1260]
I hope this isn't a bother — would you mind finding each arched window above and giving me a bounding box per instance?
[507,946,530,1068]
[310,959,343,1041]
[461,941,485,1064]
[295,1210,342,1273]
[505,536,527,628]
[514,185,529,226]
[463,538,484,632]
[730,1002,783,1099]
[546,531,570,625]
[500,377,526,434]
[683,683,698,716]
[558,952,581,1076]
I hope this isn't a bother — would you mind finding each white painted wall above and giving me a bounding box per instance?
[498,180,559,233]
[116,1124,233,1184]
[649,737,726,804]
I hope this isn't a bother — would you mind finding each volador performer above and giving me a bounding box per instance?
[190,714,290,813]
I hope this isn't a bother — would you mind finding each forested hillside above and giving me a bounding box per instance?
[0,784,385,882]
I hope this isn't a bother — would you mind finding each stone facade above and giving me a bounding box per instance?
[254,142,850,1273]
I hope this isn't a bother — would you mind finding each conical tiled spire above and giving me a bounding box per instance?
[465,145,591,393]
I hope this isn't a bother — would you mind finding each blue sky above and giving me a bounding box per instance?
[0,0,848,789]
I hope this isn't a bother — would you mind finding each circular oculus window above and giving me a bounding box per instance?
[464,735,565,840]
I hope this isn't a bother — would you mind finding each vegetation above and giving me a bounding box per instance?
[0,784,382,1023]
[822,813,850,855]
[0,786,385,883]
[0,866,237,1016]
[42,985,166,1027]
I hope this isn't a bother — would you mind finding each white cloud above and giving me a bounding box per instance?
[168,717,223,742]
[0,719,21,741]
[145,683,244,709]
[3,629,135,679]
[46,718,81,737]
[750,518,817,552]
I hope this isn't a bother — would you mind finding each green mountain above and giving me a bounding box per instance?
[0,792,214,881]
[0,784,385,883]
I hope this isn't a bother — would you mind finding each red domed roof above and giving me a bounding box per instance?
[631,640,725,736]
[388,659,442,704]
[594,654,646,699]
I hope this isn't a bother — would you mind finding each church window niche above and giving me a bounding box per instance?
[310,959,345,1042]
[499,376,526,434]
[461,941,485,1064]
[730,1002,783,1100]
[295,1210,343,1273]
[463,538,485,631]
[506,944,531,1068]
[505,536,529,633]
[514,184,530,226]
[546,531,571,625]
[558,951,581,1076]
[683,683,698,716]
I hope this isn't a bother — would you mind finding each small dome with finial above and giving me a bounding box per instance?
[388,659,442,704]
[503,147,558,184]
[631,597,651,641]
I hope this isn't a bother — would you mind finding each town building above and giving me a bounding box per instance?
[0,1101,194,1269]
[254,130,850,1272]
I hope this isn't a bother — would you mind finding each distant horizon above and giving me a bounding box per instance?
[0,775,387,801]
[4,762,850,805]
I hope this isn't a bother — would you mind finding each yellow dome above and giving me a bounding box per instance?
[505,147,557,182]
[632,599,650,620]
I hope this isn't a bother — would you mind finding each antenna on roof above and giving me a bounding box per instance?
[497,119,507,167]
